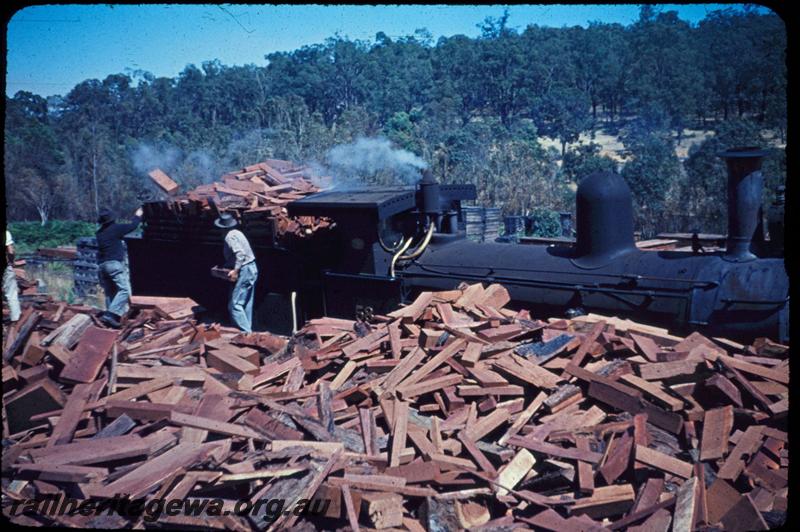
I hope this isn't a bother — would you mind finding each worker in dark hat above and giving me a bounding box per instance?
[214,212,258,333]
[96,206,143,328]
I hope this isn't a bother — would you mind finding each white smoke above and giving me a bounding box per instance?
[132,144,181,176]
[320,137,428,188]
[131,143,224,189]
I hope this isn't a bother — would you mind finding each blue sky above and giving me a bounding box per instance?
[5,4,769,98]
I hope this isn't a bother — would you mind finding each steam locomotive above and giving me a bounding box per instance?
[127,147,788,343]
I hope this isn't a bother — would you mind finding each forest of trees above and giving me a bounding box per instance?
[4,6,787,237]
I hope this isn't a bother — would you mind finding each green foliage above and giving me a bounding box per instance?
[526,208,562,238]
[562,143,617,183]
[621,133,682,237]
[2,8,786,241]
[8,220,96,254]
[533,87,592,155]
[682,119,785,234]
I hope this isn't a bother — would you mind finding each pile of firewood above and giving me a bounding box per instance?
[143,159,332,243]
[2,283,788,530]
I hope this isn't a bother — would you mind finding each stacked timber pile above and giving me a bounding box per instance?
[2,283,789,530]
[142,159,332,245]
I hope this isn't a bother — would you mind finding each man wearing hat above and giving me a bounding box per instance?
[215,212,258,333]
[96,207,143,328]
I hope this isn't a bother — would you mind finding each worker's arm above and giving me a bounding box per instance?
[110,208,144,238]
[6,243,15,266]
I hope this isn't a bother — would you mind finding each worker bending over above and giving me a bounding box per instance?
[215,212,258,333]
[96,207,142,328]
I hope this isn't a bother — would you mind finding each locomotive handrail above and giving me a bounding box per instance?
[405,262,719,289]
[402,267,698,300]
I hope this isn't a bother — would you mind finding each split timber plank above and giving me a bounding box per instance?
[634,445,693,478]
[586,379,683,434]
[461,342,483,366]
[340,484,360,532]
[94,377,175,408]
[169,411,267,440]
[397,374,463,400]
[705,479,742,524]
[608,497,676,530]
[493,354,563,389]
[699,406,734,461]
[628,508,672,532]
[458,432,497,475]
[719,494,768,532]
[397,338,465,389]
[116,365,207,381]
[671,477,698,532]
[498,391,547,445]
[329,482,437,502]
[703,373,743,407]
[16,463,108,483]
[507,436,603,463]
[464,408,510,441]
[571,320,607,366]
[388,320,402,359]
[630,333,662,362]
[4,311,41,362]
[101,442,219,499]
[720,360,773,411]
[47,382,97,447]
[389,400,409,468]
[106,400,193,421]
[453,283,485,309]
[388,292,433,321]
[42,313,92,348]
[599,430,633,484]
[703,349,788,384]
[717,425,765,480]
[575,435,595,493]
[619,373,684,411]
[636,360,701,381]
[480,283,510,309]
[496,448,535,496]
[458,384,524,397]
[29,434,153,466]
[270,441,344,454]
[569,484,636,519]
[59,326,118,383]
[276,451,343,529]
[6,379,67,434]
[148,168,180,195]
[406,425,438,458]
[631,478,665,514]
[206,349,259,375]
[378,346,426,396]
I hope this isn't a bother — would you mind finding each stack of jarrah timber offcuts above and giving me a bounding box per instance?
[142,159,332,245]
[2,283,789,531]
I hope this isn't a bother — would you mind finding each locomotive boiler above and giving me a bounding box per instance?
[128,147,789,343]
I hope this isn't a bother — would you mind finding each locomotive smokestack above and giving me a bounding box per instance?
[418,168,440,216]
[718,147,768,262]
[573,171,637,268]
